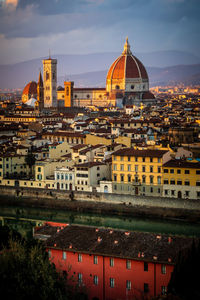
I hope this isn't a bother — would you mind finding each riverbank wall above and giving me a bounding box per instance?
[0,186,200,222]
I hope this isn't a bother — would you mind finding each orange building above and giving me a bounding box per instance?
[34,224,196,300]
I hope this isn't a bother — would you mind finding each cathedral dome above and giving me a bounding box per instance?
[106,38,149,93]
[22,81,37,104]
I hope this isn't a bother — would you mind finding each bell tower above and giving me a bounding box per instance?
[64,81,74,107]
[43,55,57,107]
[35,70,44,111]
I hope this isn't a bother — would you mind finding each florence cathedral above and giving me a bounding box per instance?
[22,38,155,110]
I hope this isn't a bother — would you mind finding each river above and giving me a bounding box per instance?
[1,204,200,239]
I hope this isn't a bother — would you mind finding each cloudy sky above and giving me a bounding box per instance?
[0,0,199,64]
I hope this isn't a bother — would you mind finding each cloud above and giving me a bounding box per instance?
[0,0,199,64]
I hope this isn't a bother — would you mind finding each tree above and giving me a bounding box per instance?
[168,240,200,300]
[0,228,88,300]
[25,152,36,177]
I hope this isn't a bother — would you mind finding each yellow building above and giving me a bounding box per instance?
[112,148,171,196]
[0,154,30,181]
[162,159,200,199]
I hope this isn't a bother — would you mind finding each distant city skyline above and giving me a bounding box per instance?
[0,0,200,65]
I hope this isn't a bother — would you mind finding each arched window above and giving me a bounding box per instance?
[46,71,49,80]
[115,85,120,90]
[104,185,108,193]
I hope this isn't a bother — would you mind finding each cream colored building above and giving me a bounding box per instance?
[54,167,75,190]
[48,142,71,159]
[74,161,111,192]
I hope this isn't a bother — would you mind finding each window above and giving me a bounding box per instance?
[126,280,131,290]
[113,174,117,181]
[185,191,190,197]
[78,273,82,284]
[197,192,200,197]
[185,181,190,186]
[110,258,114,267]
[158,167,161,173]
[171,190,175,196]
[170,180,175,185]
[150,187,153,193]
[78,254,82,262]
[135,157,138,162]
[128,174,131,182]
[164,169,168,173]
[120,157,124,161]
[157,176,161,184]
[150,158,153,163]
[144,262,148,271]
[185,170,190,174]
[93,275,98,285]
[142,175,146,183]
[150,166,153,173]
[196,170,200,175]
[164,179,169,184]
[150,176,154,184]
[113,164,117,171]
[94,256,98,264]
[63,251,67,260]
[120,164,124,171]
[142,157,145,162]
[177,180,182,185]
[128,164,131,171]
[170,169,174,174]
[135,165,138,172]
[142,166,146,172]
[177,169,181,174]
[120,174,124,182]
[110,278,115,288]
[128,157,131,162]
[161,265,166,274]
[126,260,131,270]
[144,283,149,293]
[161,286,167,295]
[196,181,200,186]
[158,158,161,163]
[164,190,168,195]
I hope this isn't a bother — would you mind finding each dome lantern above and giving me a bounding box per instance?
[122,37,132,55]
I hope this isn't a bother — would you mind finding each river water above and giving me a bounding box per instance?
[1,205,200,239]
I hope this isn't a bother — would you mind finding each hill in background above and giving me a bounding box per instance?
[0,50,200,89]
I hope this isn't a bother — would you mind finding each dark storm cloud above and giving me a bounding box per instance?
[0,0,199,39]
[17,0,87,15]
[0,0,199,61]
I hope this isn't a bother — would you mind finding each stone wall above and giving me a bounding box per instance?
[0,185,200,212]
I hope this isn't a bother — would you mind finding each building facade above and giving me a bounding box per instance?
[40,224,196,300]
[43,58,57,107]
[112,148,171,196]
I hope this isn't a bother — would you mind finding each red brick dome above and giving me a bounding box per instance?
[22,81,37,103]
[107,39,148,82]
